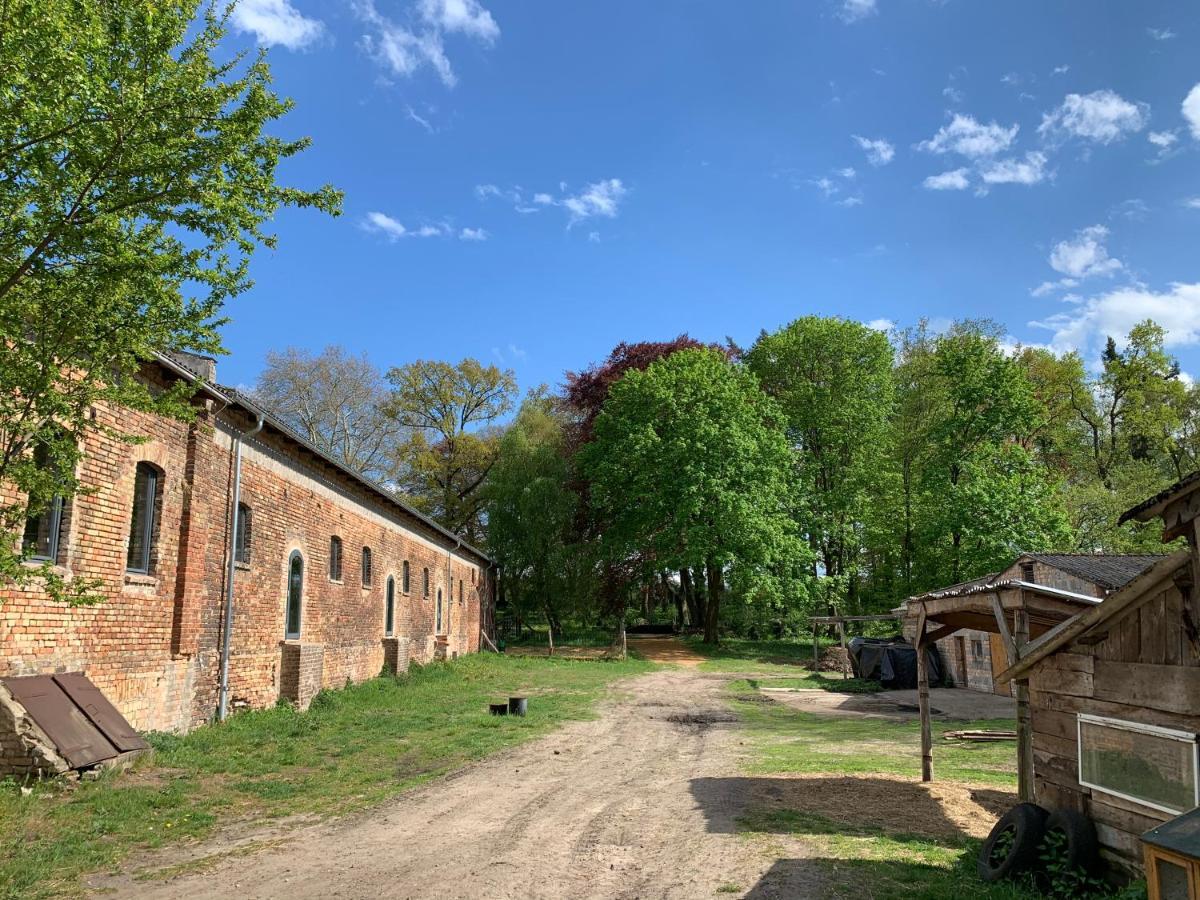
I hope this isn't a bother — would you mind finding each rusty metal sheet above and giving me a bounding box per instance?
[53,673,149,753]
[2,675,118,768]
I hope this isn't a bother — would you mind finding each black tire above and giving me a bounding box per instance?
[977,803,1050,882]
[1038,808,1100,876]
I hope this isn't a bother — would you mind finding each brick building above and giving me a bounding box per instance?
[0,352,494,738]
[907,553,1162,696]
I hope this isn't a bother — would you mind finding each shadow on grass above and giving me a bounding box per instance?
[741,856,1037,900]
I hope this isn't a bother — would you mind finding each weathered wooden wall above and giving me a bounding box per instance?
[1029,581,1200,873]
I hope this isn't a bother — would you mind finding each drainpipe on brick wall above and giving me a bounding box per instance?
[446,537,462,641]
[218,412,265,721]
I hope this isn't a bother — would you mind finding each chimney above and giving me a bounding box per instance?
[165,350,217,384]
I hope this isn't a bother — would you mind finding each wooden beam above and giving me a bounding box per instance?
[1014,601,1034,804]
[991,594,1016,665]
[924,623,962,645]
[915,604,933,783]
[808,614,902,624]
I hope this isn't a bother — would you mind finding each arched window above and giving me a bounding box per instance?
[385,575,396,637]
[234,502,252,564]
[402,560,411,594]
[22,442,67,564]
[329,536,343,581]
[436,588,444,633]
[126,462,161,574]
[423,567,429,597]
[285,551,304,639]
[362,546,373,587]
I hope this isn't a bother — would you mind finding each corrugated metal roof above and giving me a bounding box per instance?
[1118,470,1200,525]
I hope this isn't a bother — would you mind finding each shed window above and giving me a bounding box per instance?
[385,575,396,637]
[329,536,343,581]
[362,546,373,587]
[1020,562,1036,583]
[1078,714,1200,815]
[436,588,444,633]
[402,560,411,593]
[285,551,304,639]
[126,462,161,574]
[971,639,984,660]
[234,502,252,564]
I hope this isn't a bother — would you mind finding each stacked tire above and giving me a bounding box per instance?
[977,803,1099,884]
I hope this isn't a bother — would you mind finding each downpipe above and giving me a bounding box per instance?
[217,412,264,721]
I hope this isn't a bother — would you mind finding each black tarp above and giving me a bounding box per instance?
[847,636,944,689]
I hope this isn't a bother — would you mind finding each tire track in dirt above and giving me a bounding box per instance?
[93,662,822,899]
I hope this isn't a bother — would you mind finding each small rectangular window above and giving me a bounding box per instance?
[23,496,64,563]
[423,567,429,597]
[234,503,252,564]
[362,546,373,587]
[402,560,411,593]
[126,463,160,574]
[329,536,343,581]
[1078,714,1200,815]
[1020,562,1036,583]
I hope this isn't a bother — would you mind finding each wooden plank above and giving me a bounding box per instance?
[1029,667,1092,698]
[1093,660,1200,716]
[1034,776,1086,814]
[1032,746,1083,791]
[1013,604,1033,803]
[1140,594,1166,665]
[1032,730,1077,759]
[1031,707,1078,742]
[1032,688,1200,734]
[916,609,932,783]
[1037,651,1094,676]
[991,594,1016,665]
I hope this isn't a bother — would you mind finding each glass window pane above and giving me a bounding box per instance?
[385,577,395,635]
[403,561,410,593]
[286,553,303,638]
[23,496,62,561]
[329,537,342,580]
[235,503,251,564]
[127,464,157,573]
[1079,718,1198,813]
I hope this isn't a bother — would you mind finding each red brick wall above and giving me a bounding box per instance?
[1,366,492,736]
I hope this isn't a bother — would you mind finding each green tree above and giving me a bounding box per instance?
[0,0,340,600]
[384,358,517,543]
[485,392,589,634]
[580,349,798,643]
[746,316,895,614]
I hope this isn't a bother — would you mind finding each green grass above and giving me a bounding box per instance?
[728,678,1017,786]
[0,653,652,899]
[744,674,885,694]
[503,623,615,648]
[739,808,1037,900]
[684,635,831,674]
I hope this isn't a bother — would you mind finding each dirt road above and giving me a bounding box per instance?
[102,663,817,899]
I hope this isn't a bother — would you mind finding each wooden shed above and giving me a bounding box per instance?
[902,472,1200,874]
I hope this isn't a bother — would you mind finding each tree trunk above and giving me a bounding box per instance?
[694,565,709,625]
[680,568,696,627]
[703,557,722,644]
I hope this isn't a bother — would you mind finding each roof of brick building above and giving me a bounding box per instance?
[1021,553,1165,592]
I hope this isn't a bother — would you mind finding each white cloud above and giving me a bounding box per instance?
[1184,84,1200,140]
[923,168,970,191]
[1039,90,1149,144]
[587,231,601,243]
[1149,130,1179,148]
[1147,27,1176,41]
[563,179,626,223]
[363,211,409,241]
[1032,283,1200,356]
[356,0,499,88]
[838,196,864,208]
[1052,65,1070,76]
[533,193,554,205]
[417,0,499,42]
[837,167,857,179]
[852,135,895,166]
[978,151,1049,186]
[405,105,435,133]
[1048,224,1123,279]
[865,318,894,332]
[459,227,488,241]
[918,114,1019,158]
[1185,198,1200,210]
[231,0,323,49]
[943,85,965,104]
[840,0,877,23]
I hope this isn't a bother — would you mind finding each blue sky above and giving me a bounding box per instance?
[217,0,1200,391]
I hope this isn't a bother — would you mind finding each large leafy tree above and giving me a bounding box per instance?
[485,391,590,634]
[746,316,895,613]
[0,0,340,600]
[254,346,401,483]
[384,358,517,543]
[581,349,797,642]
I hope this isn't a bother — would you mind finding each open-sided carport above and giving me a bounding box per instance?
[900,579,1104,800]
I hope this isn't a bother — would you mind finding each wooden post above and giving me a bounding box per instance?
[837,620,848,679]
[548,623,554,657]
[1013,602,1034,803]
[915,605,933,782]
[813,624,820,666]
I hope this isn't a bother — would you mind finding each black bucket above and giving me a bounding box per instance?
[508,697,528,717]
[489,703,508,716]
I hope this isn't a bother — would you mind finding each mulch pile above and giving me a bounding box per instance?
[806,646,852,676]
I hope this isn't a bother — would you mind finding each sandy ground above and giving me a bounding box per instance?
[761,686,1016,721]
[95,665,818,900]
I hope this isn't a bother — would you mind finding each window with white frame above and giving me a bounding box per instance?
[1077,713,1200,815]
